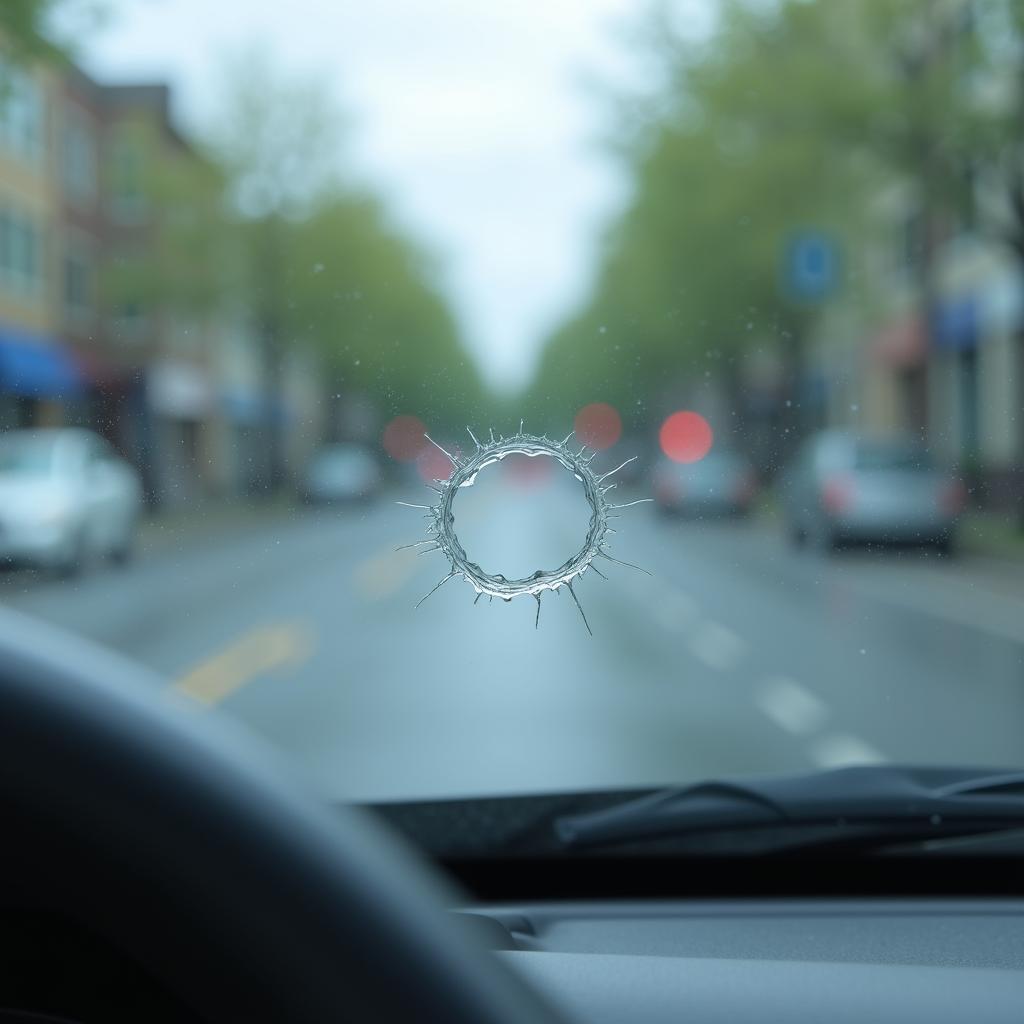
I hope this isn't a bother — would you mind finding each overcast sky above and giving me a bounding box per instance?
[71,0,685,392]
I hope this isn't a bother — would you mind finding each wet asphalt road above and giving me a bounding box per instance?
[3,482,1023,802]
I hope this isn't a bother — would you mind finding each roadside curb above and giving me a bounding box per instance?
[959,513,1024,563]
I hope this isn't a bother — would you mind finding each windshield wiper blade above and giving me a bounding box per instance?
[554,765,1024,852]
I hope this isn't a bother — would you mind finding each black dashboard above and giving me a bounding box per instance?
[371,793,1024,1024]
[461,899,1024,1023]
[4,786,1024,1023]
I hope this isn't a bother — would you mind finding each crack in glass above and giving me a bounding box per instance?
[397,426,652,633]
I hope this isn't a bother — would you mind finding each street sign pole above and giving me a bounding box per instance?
[779,230,840,440]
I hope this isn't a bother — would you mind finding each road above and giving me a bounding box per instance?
[3,479,1023,802]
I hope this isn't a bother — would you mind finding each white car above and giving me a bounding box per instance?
[0,428,143,576]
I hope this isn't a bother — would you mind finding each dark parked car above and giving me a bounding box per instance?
[652,450,758,518]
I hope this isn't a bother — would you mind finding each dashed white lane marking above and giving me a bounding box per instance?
[688,621,746,672]
[809,733,886,768]
[648,581,884,767]
[755,676,828,736]
[647,578,886,767]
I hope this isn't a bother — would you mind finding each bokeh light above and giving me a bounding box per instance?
[382,415,427,461]
[417,444,459,482]
[659,411,713,463]
[503,452,555,489]
[574,402,622,450]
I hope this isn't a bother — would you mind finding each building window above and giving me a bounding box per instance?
[63,237,94,320]
[108,132,147,221]
[0,58,44,165]
[109,248,147,339]
[0,205,42,297]
[61,107,97,204]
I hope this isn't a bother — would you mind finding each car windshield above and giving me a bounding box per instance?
[0,1,1022,812]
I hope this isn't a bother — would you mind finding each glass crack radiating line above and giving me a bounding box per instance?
[398,426,651,633]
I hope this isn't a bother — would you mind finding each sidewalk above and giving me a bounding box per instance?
[944,514,1024,605]
[960,512,1024,562]
[752,496,1024,601]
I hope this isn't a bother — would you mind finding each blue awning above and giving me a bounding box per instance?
[0,326,84,398]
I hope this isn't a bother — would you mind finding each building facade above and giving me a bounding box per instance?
[0,46,326,508]
[0,53,82,430]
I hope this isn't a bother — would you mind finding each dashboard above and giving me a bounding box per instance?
[370,790,1024,1022]
[459,899,1024,1023]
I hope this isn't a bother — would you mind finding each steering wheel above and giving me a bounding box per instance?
[0,607,565,1023]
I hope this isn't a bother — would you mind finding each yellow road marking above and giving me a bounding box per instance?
[173,622,315,707]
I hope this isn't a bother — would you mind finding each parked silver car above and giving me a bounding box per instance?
[0,428,143,575]
[302,443,382,504]
[653,450,758,518]
[782,431,965,553]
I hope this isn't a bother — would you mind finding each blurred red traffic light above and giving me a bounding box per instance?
[574,403,622,451]
[659,411,713,463]
[417,445,457,482]
[382,415,427,461]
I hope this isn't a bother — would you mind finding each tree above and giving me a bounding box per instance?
[0,1,107,61]
[0,0,62,55]
[972,1,1024,522]
[203,51,352,491]
[530,0,1006,455]
[102,49,484,476]
[103,119,229,320]
[283,190,484,431]
[208,51,484,462]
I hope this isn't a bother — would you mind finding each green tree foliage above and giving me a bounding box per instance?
[0,0,60,56]
[0,0,106,61]
[103,50,483,438]
[283,191,484,429]
[208,52,484,433]
[530,0,1013,426]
